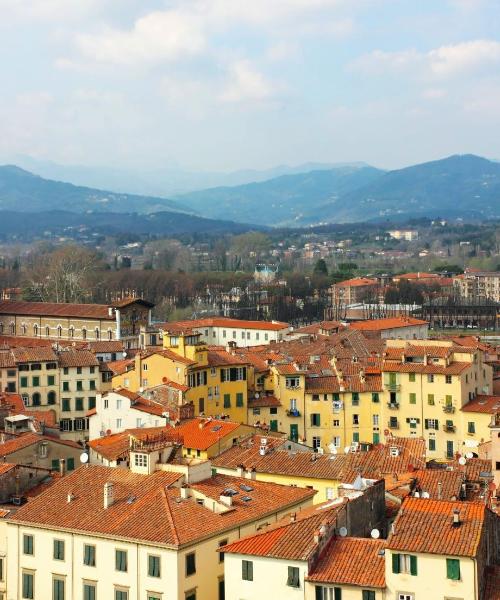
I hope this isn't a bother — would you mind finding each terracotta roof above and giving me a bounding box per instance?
[106,359,134,375]
[335,278,377,288]
[206,348,248,367]
[9,467,314,547]
[58,349,99,368]
[0,300,116,320]
[307,537,386,588]
[211,434,287,469]
[172,418,242,451]
[221,500,345,560]
[484,566,500,600]
[247,395,281,408]
[88,427,173,462]
[351,317,428,331]
[0,463,17,476]
[387,497,486,557]
[395,272,439,280]
[461,395,500,414]
[412,469,464,500]
[0,432,79,457]
[151,348,197,366]
[0,392,26,413]
[23,409,58,429]
[0,350,16,368]
[86,340,125,353]
[382,361,470,375]
[11,346,58,363]
[164,317,289,332]
[293,321,342,335]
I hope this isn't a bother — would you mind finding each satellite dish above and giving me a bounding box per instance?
[122,352,127,358]
[80,452,89,464]
[339,527,348,537]
[421,491,430,499]
[328,443,337,454]
[465,452,474,459]
[371,528,380,539]
[255,392,260,398]
[458,456,467,466]
[344,446,351,454]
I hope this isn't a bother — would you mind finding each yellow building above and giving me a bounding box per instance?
[113,331,250,424]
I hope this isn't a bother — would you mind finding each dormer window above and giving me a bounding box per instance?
[133,453,148,468]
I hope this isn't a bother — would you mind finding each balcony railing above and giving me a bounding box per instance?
[443,405,455,413]
[387,402,400,410]
[384,383,401,392]
[443,424,456,433]
[388,421,400,429]
[286,409,301,418]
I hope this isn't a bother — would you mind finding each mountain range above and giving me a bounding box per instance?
[0,154,499,234]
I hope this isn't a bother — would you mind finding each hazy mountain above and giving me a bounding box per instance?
[177,165,384,226]
[10,155,366,197]
[0,165,186,214]
[316,154,500,223]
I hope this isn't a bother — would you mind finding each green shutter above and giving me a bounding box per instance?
[446,558,460,580]
[410,555,418,575]
[223,394,231,408]
[53,578,65,600]
[334,588,342,600]
[23,573,33,599]
[84,584,96,600]
[392,553,400,574]
[236,393,244,407]
[315,586,323,600]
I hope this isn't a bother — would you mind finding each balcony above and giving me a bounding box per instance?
[443,405,455,414]
[286,409,301,418]
[387,402,400,410]
[443,424,456,433]
[384,383,401,392]
[387,420,400,430]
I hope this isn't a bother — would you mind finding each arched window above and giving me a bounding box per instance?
[108,329,113,341]
[0,322,3,334]
[9,322,15,335]
[32,392,41,406]
[21,323,27,335]
[33,324,39,336]
[57,325,62,338]
[47,391,56,405]
[45,326,50,337]
[82,328,87,340]
[69,326,75,338]
[95,328,100,340]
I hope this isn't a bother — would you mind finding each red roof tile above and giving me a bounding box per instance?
[172,418,242,451]
[461,395,500,414]
[351,317,428,331]
[165,317,289,332]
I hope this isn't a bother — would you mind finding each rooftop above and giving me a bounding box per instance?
[164,317,289,332]
[350,317,428,331]
[461,395,500,414]
[172,418,243,451]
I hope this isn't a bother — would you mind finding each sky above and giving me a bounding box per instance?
[1,0,500,173]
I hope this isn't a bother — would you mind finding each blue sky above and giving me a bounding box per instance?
[1,0,499,172]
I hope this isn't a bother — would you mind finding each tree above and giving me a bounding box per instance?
[313,259,328,276]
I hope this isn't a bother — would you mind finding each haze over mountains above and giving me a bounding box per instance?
[0,154,499,235]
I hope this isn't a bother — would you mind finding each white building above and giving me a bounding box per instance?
[388,230,419,241]
[162,317,290,348]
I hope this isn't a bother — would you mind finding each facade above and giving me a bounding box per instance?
[388,230,419,241]
[454,271,500,303]
[328,278,379,307]
[5,465,315,600]
[0,298,154,348]
[349,317,429,340]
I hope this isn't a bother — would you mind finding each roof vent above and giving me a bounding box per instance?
[104,481,114,509]
[67,492,74,503]
[452,508,461,528]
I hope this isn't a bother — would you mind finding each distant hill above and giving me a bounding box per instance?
[0,165,186,214]
[316,154,500,223]
[177,165,384,226]
[0,210,259,240]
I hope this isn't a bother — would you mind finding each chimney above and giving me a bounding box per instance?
[438,482,443,500]
[452,508,461,528]
[180,485,190,500]
[67,491,74,503]
[104,481,114,509]
[219,493,233,507]
[236,464,245,478]
[290,512,296,523]
[246,467,257,481]
[313,529,321,544]
[59,458,66,477]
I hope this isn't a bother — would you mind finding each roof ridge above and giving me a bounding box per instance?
[162,488,181,546]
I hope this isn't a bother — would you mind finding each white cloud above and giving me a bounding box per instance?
[75,10,205,65]
[0,0,102,22]
[421,88,447,99]
[220,60,277,103]
[351,39,500,78]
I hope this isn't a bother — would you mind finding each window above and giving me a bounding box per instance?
[22,572,34,599]
[409,372,416,382]
[76,380,83,391]
[62,398,71,412]
[315,586,342,600]
[115,591,128,600]
[23,534,34,555]
[311,413,321,427]
[397,595,414,600]
[223,394,231,408]
[372,392,379,403]
[83,544,96,566]
[468,422,476,434]
[134,454,148,468]
[352,432,359,443]
[332,436,340,447]
[373,414,379,426]
[48,391,56,405]
[287,566,300,588]
[89,380,96,390]
[32,376,40,387]
[427,374,434,383]
[425,418,439,430]
[312,436,321,449]
[115,549,128,572]
[32,392,41,406]
[186,552,196,576]
[286,377,300,389]
[409,393,416,404]
[392,553,417,575]
[362,592,375,600]
[352,392,359,406]
[52,459,60,470]
[83,583,96,600]
[88,397,96,410]
[218,539,228,563]
[62,381,70,392]
[67,457,75,471]
[0,557,4,581]
[236,392,244,407]
[53,539,65,560]
[186,591,196,600]
[242,559,253,581]
[148,554,161,578]
[20,376,28,388]
[116,418,122,429]
[428,439,436,451]
[427,394,435,405]
[53,577,65,600]
[48,375,55,386]
[446,558,460,580]
[333,419,340,427]
[76,397,84,411]
[352,414,359,425]
[445,375,452,384]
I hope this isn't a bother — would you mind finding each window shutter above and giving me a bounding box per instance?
[249,560,253,581]
[334,588,342,600]
[315,586,323,600]
[446,558,460,580]
[392,553,400,574]
[410,555,418,575]
[424,419,429,429]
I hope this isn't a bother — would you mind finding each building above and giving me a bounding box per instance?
[328,278,379,308]
[0,298,154,348]
[388,230,419,241]
[6,464,315,600]
[454,271,500,303]
[349,317,429,340]
[160,317,290,348]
